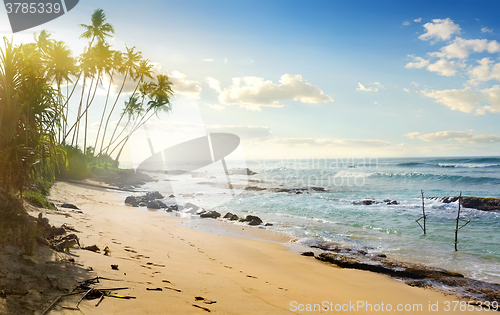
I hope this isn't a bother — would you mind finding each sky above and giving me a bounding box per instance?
[2,0,500,163]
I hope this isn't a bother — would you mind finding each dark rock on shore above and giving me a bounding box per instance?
[146,191,164,200]
[301,252,315,257]
[223,212,239,220]
[147,201,161,209]
[312,243,500,302]
[271,186,328,194]
[245,186,266,191]
[200,210,221,219]
[167,204,178,212]
[429,196,500,211]
[157,200,167,208]
[241,215,263,226]
[124,191,166,207]
[61,203,79,210]
[362,200,373,205]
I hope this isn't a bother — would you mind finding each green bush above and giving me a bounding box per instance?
[24,191,55,209]
[56,145,89,179]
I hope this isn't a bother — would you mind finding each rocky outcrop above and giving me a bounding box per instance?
[124,191,165,207]
[429,196,500,211]
[310,241,500,302]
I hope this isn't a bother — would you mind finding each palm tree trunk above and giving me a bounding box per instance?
[83,77,95,153]
[94,73,114,152]
[110,110,155,166]
[72,76,87,147]
[100,69,128,156]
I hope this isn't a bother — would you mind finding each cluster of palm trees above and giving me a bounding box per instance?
[0,9,174,197]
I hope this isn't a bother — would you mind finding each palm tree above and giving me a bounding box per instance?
[78,9,114,153]
[94,49,122,153]
[79,9,115,47]
[109,74,174,166]
[42,38,78,141]
[64,42,113,150]
[99,58,153,155]
[101,46,142,156]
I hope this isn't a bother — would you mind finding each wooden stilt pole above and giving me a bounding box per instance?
[416,190,427,235]
[454,191,470,251]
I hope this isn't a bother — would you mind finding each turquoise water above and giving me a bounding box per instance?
[139,156,500,284]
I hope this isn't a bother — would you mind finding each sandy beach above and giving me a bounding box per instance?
[20,181,484,314]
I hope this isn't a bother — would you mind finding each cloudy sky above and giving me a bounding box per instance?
[2,0,500,161]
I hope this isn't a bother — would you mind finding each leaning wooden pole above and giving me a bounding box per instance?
[416,190,427,235]
[454,191,470,251]
[454,192,461,251]
[422,190,426,234]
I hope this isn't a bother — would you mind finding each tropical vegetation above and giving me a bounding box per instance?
[0,9,174,251]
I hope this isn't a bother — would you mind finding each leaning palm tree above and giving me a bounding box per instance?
[109,74,174,166]
[102,46,142,156]
[99,58,153,155]
[94,49,121,152]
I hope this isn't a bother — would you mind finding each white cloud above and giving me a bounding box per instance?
[481,85,500,113]
[405,130,500,143]
[403,88,410,93]
[418,18,461,42]
[217,74,333,111]
[356,82,382,92]
[411,81,420,87]
[468,58,500,84]
[421,88,483,113]
[103,64,201,98]
[403,21,411,26]
[414,18,422,23]
[428,37,500,59]
[405,55,430,69]
[169,70,202,97]
[426,58,461,76]
[481,27,493,33]
[206,77,222,93]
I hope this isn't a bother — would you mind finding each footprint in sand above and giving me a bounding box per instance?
[192,304,211,312]
[124,246,137,253]
[195,296,217,304]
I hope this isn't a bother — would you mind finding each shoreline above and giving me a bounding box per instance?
[61,179,500,302]
[7,180,491,314]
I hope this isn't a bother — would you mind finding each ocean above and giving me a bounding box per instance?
[134,156,500,284]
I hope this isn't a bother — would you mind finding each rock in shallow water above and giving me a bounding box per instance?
[241,215,263,226]
[200,210,221,219]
